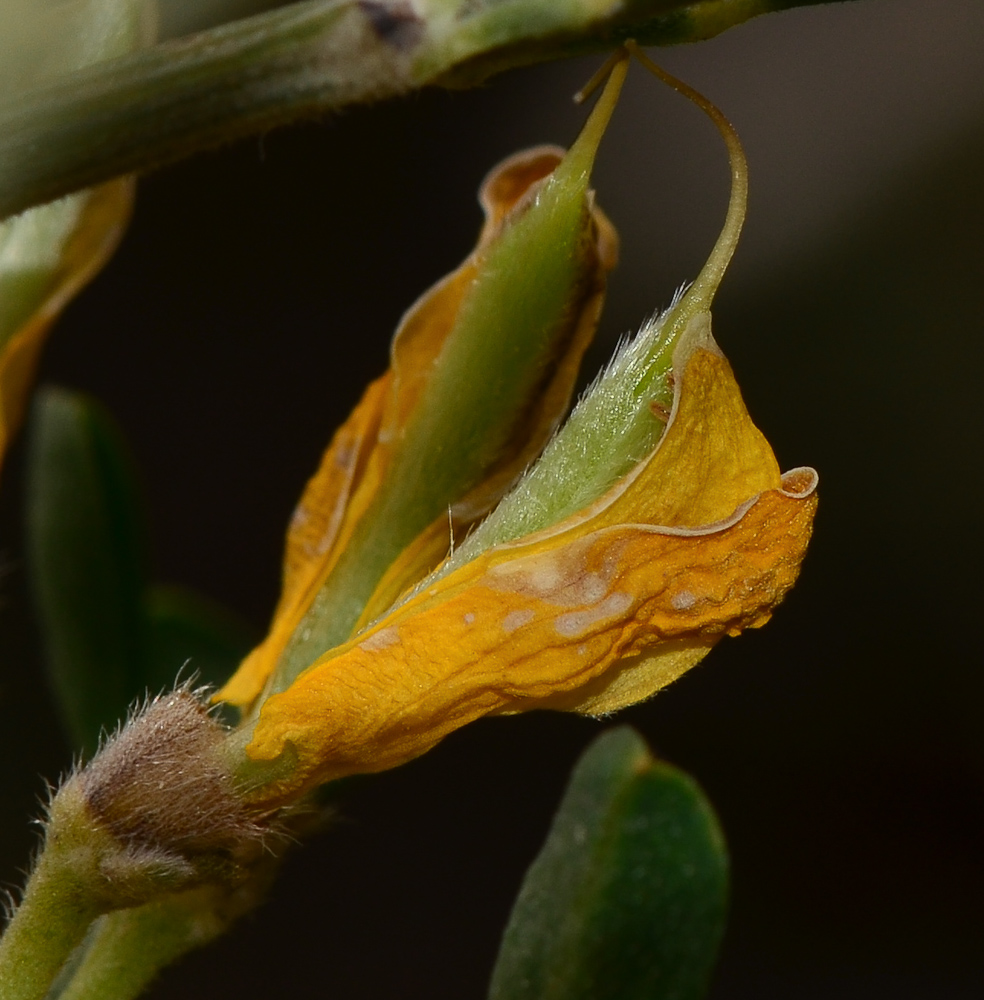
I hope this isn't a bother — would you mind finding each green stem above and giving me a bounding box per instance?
[0,0,861,221]
[0,841,102,1000]
[50,831,284,1000]
[55,892,230,1000]
[0,773,217,1000]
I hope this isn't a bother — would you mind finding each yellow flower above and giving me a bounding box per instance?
[236,321,816,807]
[219,51,818,810]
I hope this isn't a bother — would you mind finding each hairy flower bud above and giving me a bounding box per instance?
[45,688,270,912]
[79,689,262,860]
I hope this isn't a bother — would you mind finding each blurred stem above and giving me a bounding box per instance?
[0,0,859,220]
[158,0,287,40]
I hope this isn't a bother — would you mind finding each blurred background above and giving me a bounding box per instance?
[2,0,983,996]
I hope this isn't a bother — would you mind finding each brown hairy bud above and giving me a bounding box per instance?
[43,686,275,909]
[78,688,264,861]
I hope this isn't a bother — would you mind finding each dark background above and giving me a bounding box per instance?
[2,0,983,997]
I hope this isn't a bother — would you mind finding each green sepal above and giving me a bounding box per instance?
[25,386,149,758]
[488,726,728,1000]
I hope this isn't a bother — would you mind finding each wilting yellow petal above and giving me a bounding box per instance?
[241,320,817,808]
[0,180,133,475]
[219,148,618,709]
[531,312,781,538]
[218,374,390,706]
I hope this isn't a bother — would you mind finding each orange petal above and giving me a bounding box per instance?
[241,326,817,807]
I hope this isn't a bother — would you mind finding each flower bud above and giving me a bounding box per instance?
[47,688,269,912]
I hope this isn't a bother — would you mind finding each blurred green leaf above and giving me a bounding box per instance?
[25,386,148,757]
[25,387,254,754]
[144,583,256,694]
[489,726,727,1000]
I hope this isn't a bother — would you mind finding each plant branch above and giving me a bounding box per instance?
[0,851,100,1000]
[54,882,271,1000]
[0,0,859,221]
[0,787,109,1000]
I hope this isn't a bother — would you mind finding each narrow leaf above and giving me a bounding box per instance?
[25,387,149,756]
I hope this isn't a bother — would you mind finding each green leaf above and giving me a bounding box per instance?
[489,726,728,1000]
[143,583,257,694]
[25,386,149,758]
[25,387,258,750]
